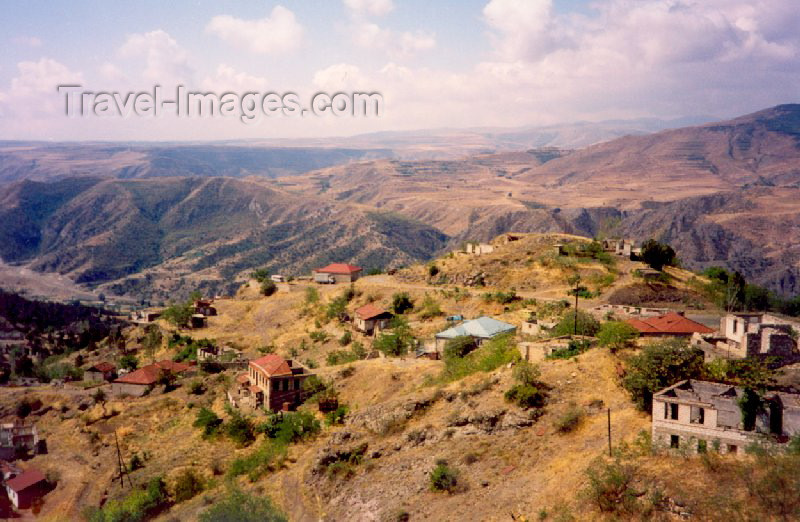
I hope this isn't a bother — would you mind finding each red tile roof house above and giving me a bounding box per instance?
[110,360,194,397]
[626,312,715,337]
[4,468,48,509]
[313,263,363,284]
[232,355,313,412]
[353,304,394,336]
[84,362,116,383]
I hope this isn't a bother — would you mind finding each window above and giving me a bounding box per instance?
[670,403,679,420]
[697,440,707,453]
[691,406,705,424]
[664,402,669,419]
[732,320,737,334]
[670,435,680,448]
[727,444,737,455]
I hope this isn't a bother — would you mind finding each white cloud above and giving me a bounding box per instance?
[206,5,304,54]
[348,22,435,59]
[118,30,193,85]
[201,64,270,92]
[0,58,84,118]
[343,0,394,17]
[312,63,367,90]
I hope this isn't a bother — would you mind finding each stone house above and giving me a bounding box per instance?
[4,468,47,509]
[626,312,714,338]
[602,238,633,257]
[232,355,312,412]
[111,360,193,397]
[434,316,516,353]
[314,263,363,284]
[193,299,217,317]
[0,421,39,460]
[652,379,800,455]
[693,313,799,364]
[130,310,162,324]
[84,362,116,383]
[353,304,393,335]
[465,243,494,255]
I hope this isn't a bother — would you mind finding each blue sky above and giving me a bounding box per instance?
[1,0,798,140]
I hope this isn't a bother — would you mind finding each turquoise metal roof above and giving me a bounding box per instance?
[435,316,516,340]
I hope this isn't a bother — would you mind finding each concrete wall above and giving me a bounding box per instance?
[111,382,149,397]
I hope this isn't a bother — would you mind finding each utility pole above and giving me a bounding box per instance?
[567,275,586,336]
[607,408,612,456]
[114,430,132,489]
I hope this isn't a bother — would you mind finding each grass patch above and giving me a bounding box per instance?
[434,333,518,383]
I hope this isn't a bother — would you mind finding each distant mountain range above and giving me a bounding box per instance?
[0,106,798,300]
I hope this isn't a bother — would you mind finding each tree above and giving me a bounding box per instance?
[640,239,677,271]
[443,336,477,360]
[119,354,139,371]
[142,324,162,363]
[621,339,705,411]
[566,275,588,335]
[551,310,600,337]
[260,280,277,297]
[596,321,639,351]
[173,469,204,503]
[162,301,194,328]
[199,487,287,522]
[391,292,414,314]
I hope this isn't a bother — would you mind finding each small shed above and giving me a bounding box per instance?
[354,304,394,335]
[314,263,363,283]
[434,316,516,353]
[84,362,116,383]
[5,468,48,509]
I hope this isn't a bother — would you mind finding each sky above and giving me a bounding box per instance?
[0,0,798,141]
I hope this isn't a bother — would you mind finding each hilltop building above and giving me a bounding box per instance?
[111,360,194,397]
[314,264,363,283]
[353,304,393,335]
[434,316,516,353]
[231,355,313,411]
[652,379,800,455]
[4,467,48,509]
[626,312,714,337]
[84,362,116,383]
[692,313,799,365]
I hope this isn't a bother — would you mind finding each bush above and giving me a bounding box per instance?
[227,441,288,482]
[87,476,167,522]
[325,405,349,426]
[327,349,359,366]
[547,339,592,360]
[621,338,705,411]
[338,331,352,346]
[119,354,139,371]
[443,335,477,360]
[391,292,414,314]
[189,380,206,395]
[257,411,321,445]
[418,295,443,320]
[430,462,459,493]
[438,333,518,383]
[162,301,194,328]
[584,458,640,514]
[173,468,204,503]
[555,404,584,433]
[428,264,440,277]
[128,453,144,472]
[551,310,600,337]
[225,410,255,447]
[640,239,677,271]
[505,361,548,411]
[596,321,639,351]
[199,487,287,522]
[194,407,223,438]
[261,280,277,297]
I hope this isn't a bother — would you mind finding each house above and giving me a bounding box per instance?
[602,238,634,257]
[231,355,313,412]
[465,243,494,255]
[193,299,217,317]
[652,379,800,455]
[84,362,115,383]
[693,313,800,364]
[130,310,162,324]
[4,468,48,509]
[353,304,393,335]
[0,421,39,460]
[0,460,21,481]
[111,360,194,397]
[190,314,207,329]
[314,264,363,284]
[626,312,714,338]
[434,316,516,353]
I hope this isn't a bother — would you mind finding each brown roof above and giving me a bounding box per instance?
[626,312,714,335]
[114,360,191,385]
[89,362,115,373]
[316,263,362,275]
[236,373,250,385]
[248,385,262,394]
[250,354,292,377]
[5,468,46,493]
[355,303,391,321]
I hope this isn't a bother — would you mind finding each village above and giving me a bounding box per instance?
[2,233,800,520]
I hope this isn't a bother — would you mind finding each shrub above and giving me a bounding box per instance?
[128,453,144,472]
[189,380,206,395]
[418,294,443,320]
[304,287,320,305]
[505,361,548,412]
[325,405,349,426]
[87,476,167,522]
[92,388,106,403]
[261,280,277,297]
[338,331,352,346]
[430,462,459,493]
[325,296,348,321]
[555,404,584,433]
[199,486,287,522]
[193,407,223,438]
[119,354,139,371]
[443,336,477,360]
[227,441,288,482]
[162,301,194,328]
[309,330,329,343]
[551,310,600,337]
[173,468,204,503]
[640,239,677,271]
[428,264,440,277]
[327,349,359,366]
[596,321,639,351]
[438,333,518,383]
[225,410,255,447]
[584,458,640,514]
[391,292,414,314]
[621,338,705,411]
[257,411,321,445]
[547,339,592,360]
